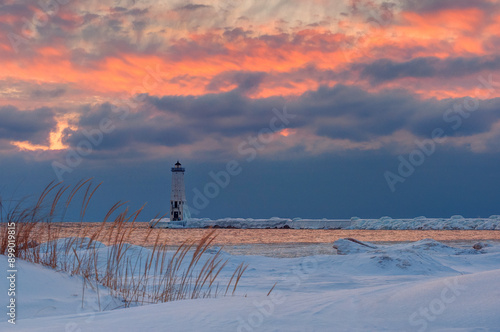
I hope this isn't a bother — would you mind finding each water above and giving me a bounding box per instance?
[37,222,500,257]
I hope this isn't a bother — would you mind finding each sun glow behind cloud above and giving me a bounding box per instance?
[0,0,499,160]
[10,116,74,151]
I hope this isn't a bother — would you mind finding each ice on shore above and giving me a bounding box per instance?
[151,215,500,230]
[333,238,479,256]
[331,238,478,275]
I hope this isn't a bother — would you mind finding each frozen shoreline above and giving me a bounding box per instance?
[1,238,500,331]
[151,215,500,230]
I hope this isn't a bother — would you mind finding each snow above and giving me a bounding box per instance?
[2,238,500,331]
[150,216,500,230]
[0,255,121,321]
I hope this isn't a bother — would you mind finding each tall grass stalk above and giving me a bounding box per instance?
[0,181,247,308]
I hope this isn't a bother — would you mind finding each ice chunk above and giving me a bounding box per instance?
[333,238,378,254]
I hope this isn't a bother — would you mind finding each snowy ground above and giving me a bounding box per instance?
[152,215,500,230]
[1,238,500,331]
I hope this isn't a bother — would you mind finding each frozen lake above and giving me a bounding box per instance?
[32,222,500,257]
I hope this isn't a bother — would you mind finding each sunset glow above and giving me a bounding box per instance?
[1,0,500,219]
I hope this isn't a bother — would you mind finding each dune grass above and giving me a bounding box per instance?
[0,180,248,308]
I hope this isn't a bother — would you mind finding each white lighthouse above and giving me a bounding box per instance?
[170,161,186,221]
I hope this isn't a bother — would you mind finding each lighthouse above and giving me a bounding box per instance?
[170,161,186,221]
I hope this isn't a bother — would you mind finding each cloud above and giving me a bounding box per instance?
[296,85,500,141]
[0,2,34,18]
[176,4,212,11]
[359,56,500,83]
[0,105,56,144]
[30,87,66,99]
[62,102,197,152]
[147,90,286,138]
[206,71,267,93]
[401,0,496,13]
[0,79,70,103]
[484,36,500,53]
[300,85,416,141]
[222,28,251,41]
[59,85,500,160]
[1,0,500,160]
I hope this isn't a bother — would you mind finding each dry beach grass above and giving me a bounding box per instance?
[0,180,248,308]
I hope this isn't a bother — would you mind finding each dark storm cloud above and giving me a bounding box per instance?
[222,28,251,41]
[64,125,192,151]
[81,13,100,24]
[300,85,500,141]
[30,87,66,99]
[132,20,147,31]
[63,85,500,155]
[0,80,70,101]
[64,89,290,157]
[401,0,495,13]
[150,85,500,145]
[0,3,33,17]
[207,71,267,93]
[63,91,287,151]
[110,7,128,13]
[311,92,414,140]
[76,103,116,127]
[176,4,212,11]
[128,8,149,16]
[289,85,420,141]
[359,56,500,83]
[0,105,56,144]
[206,64,340,96]
[148,90,287,137]
[406,97,500,138]
[62,103,196,151]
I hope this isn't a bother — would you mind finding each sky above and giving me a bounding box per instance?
[0,0,500,221]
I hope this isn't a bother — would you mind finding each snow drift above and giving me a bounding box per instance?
[2,238,500,331]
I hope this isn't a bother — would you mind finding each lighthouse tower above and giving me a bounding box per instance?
[170,161,186,221]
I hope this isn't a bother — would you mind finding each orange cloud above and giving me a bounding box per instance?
[0,4,497,113]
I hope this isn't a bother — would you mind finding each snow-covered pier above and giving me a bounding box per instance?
[149,217,352,229]
[149,215,500,230]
